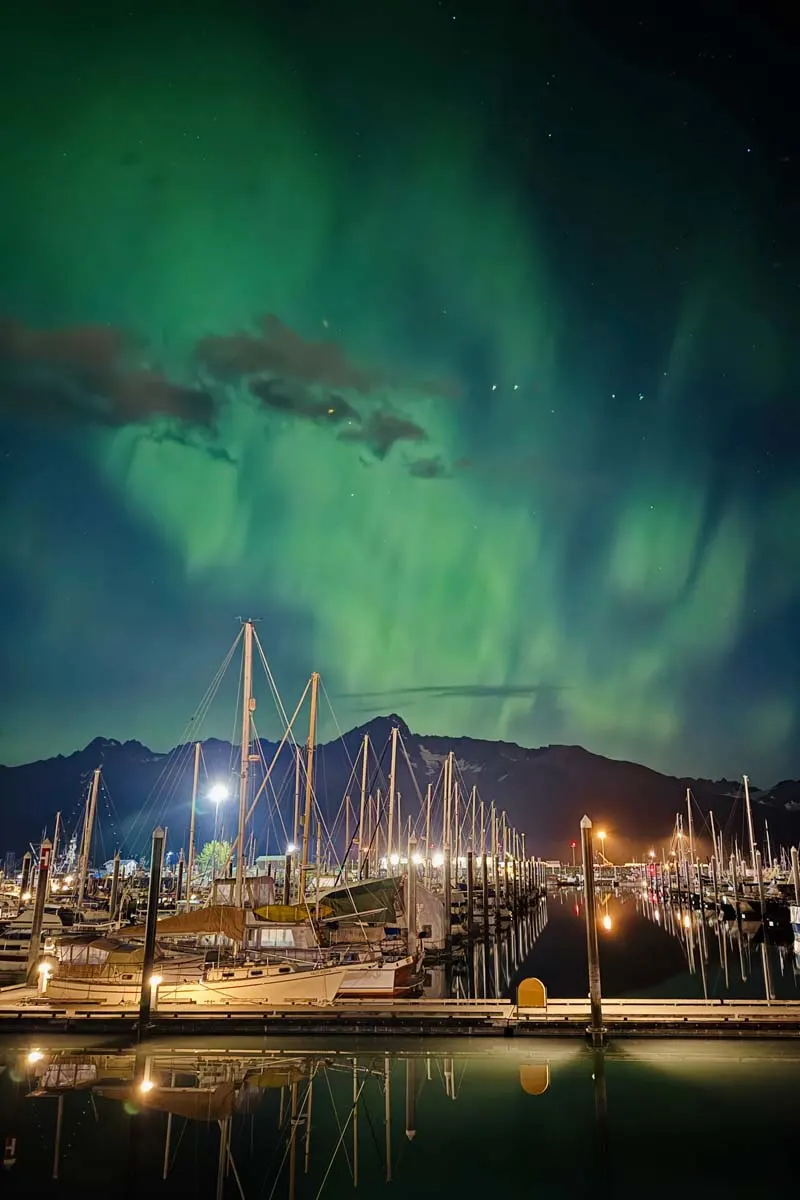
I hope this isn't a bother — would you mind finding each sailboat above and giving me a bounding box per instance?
[39,920,355,1005]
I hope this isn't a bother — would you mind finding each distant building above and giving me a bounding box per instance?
[2,851,15,880]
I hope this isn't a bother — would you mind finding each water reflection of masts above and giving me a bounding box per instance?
[384,1054,392,1183]
[352,1057,359,1188]
[287,1080,299,1200]
[405,1057,416,1143]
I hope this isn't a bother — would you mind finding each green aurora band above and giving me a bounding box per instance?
[0,5,797,781]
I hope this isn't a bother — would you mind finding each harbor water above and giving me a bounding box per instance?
[1,892,798,1197]
[0,1037,798,1198]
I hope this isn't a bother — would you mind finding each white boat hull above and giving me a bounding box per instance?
[44,962,352,1006]
[338,956,422,998]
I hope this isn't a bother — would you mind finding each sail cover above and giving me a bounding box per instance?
[124,905,246,942]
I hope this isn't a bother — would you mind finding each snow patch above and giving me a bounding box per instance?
[418,746,483,776]
[419,746,445,775]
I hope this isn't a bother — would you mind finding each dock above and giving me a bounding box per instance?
[1,986,798,1038]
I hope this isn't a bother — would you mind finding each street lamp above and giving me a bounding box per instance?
[208,783,229,805]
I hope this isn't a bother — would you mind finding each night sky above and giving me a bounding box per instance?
[0,1,797,782]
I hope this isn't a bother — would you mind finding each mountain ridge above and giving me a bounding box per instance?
[1,716,797,862]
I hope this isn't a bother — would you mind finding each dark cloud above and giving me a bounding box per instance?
[0,318,128,389]
[196,315,377,392]
[0,318,215,428]
[142,426,238,465]
[249,378,360,424]
[338,410,427,459]
[195,315,460,401]
[342,684,569,702]
[406,455,450,479]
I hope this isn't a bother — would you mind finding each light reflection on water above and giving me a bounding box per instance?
[0,1036,797,1198]
[505,888,800,1002]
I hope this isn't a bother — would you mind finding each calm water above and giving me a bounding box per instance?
[458,888,800,1002]
[1,1037,798,1197]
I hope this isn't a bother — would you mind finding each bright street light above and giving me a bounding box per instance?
[286,843,297,854]
[208,783,229,804]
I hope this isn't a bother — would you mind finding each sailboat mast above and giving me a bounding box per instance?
[48,811,61,902]
[292,746,302,848]
[299,672,320,896]
[387,725,398,865]
[358,734,369,876]
[685,788,696,893]
[186,741,201,906]
[77,768,100,908]
[743,774,757,877]
[234,620,255,907]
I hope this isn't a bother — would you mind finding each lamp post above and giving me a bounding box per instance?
[209,783,229,883]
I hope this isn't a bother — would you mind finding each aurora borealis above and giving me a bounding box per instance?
[0,2,797,782]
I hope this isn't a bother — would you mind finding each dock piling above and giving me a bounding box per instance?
[466,850,474,937]
[137,826,165,1033]
[579,816,605,1048]
[25,839,52,982]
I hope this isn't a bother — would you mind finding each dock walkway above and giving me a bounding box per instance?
[0,986,798,1037]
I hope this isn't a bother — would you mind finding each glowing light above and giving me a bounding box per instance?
[149,974,163,988]
[602,913,612,931]
[286,842,297,854]
[683,914,691,928]
[37,962,52,978]
[21,891,31,902]
[27,1049,44,1064]
[411,853,423,865]
[389,853,400,867]
[208,783,229,804]
[431,852,444,869]
[597,831,607,842]
[139,1079,155,1094]
[64,875,73,885]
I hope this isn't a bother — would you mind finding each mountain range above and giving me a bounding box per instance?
[1,715,798,863]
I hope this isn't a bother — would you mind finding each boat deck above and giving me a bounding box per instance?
[0,986,798,1038]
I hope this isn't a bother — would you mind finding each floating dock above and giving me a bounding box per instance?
[1,986,798,1038]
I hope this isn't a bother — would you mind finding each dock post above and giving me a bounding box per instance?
[579,816,605,1048]
[283,852,292,905]
[791,847,800,904]
[407,837,418,959]
[175,849,185,908]
[25,839,52,981]
[755,849,774,1002]
[138,826,165,1034]
[466,850,474,937]
[511,845,519,916]
[109,850,121,921]
[20,851,32,904]
[481,847,489,941]
[443,847,452,952]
